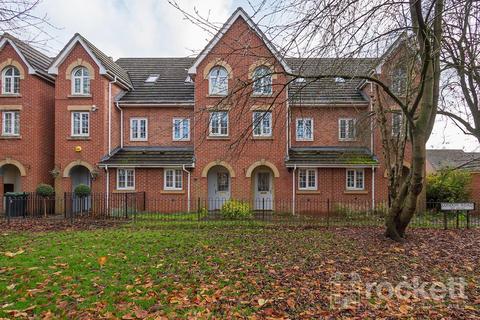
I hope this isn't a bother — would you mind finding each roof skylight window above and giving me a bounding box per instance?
[145,74,159,83]
[335,77,346,83]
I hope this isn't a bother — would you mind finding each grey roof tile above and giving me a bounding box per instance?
[99,146,195,167]
[427,149,480,171]
[287,58,378,104]
[1,33,53,80]
[75,34,132,88]
[116,57,195,105]
[286,146,378,166]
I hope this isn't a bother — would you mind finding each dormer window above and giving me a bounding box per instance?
[72,67,90,95]
[2,66,20,94]
[145,74,159,83]
[209,66,228,95]
[253,66,272,95]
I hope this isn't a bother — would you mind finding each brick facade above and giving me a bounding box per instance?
[0,8,417,214]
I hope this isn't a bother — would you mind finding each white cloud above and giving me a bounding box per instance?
[34,0,232,57]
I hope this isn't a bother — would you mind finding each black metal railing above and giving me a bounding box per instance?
[2,194,478,229]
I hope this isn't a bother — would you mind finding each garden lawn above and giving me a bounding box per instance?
[0,221,479,319]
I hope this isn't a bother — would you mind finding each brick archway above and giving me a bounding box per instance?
[62,160,94,178]
[201,161,236,178]
[0,158,27,176]
[245,160,280,178]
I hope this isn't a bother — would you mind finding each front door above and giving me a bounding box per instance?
[208,167,231,210]
[70,166,91,213]
[255,171,273,210]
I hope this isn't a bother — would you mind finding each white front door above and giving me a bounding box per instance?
[255,171,273,210]
[207,167,231,210]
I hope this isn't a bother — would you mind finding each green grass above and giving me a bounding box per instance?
[1,221,478,318]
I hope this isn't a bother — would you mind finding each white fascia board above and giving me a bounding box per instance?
[188,8,291,74]
[0,38,36,74]
[48,35,106,75]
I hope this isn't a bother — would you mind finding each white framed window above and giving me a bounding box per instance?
[2,66,20,94]
[164,168,183,190]
[172,118,190,141]
[2,111,19,136]
[252,111,272,137]
[209,66,228,95]
[209,111,228,136]
[252,66,272,95]
[298,168,317,190]
[339,118,356,140]
[71,67,90,95]
[392,112,403,136]
[71,112,89,137]
[130,117,148,141]
[346,169,364,190]
[391,67,407,94]
[117,168,135,190]
[296,118,313,141]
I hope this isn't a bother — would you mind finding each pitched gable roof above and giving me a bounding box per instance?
[188,7,291,75]
[427,149,480,172]
[0,33,54,81]
[287,57,378,104]
[116,57,194,105]
[48,33,132,89]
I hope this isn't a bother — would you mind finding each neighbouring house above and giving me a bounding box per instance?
[426,149,480,205]
[0,7,415,214]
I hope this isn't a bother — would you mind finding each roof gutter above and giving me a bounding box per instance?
[98,163,195,169]
[285,163,379,168]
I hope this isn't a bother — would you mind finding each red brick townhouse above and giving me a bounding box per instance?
[0,34,55,212]
[0,7,410,213]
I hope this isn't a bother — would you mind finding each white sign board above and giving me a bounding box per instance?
[440,202,475,211]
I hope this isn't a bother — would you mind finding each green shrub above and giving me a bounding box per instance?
[221,200,252,219]
[74,184,91,197]
[427,168,471,202]
[36,183,54,197]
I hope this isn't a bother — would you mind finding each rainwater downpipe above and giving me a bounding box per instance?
[182,165,191,212]
[115,101,124,148]
[108,76,117,155]
[292,165,296,215]
[105,165,110,212]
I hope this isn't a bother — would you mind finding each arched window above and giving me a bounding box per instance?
[209,66,228,95]
[391,67,407,94]
[2,66,20,94]
[253,66,272,95]
[72,67,90,95]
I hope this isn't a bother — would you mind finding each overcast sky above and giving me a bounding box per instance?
[31,0,479,152]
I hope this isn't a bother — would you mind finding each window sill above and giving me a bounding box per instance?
[252,136,273,140]
[297,190,320,194]
[161,190,185,194]
[0,94,21,98]
[68,94,92,99]
[113,189,136,193]
[130,139,148,142]
[0,135,21,139]
[296,139,314,142]
[207,136,229,140]
[344,190,368,194]
[251,94,273,98]
[339,139,357,142]
[68,136,91,141]
[206,94,228,98]
[173,139,191,142]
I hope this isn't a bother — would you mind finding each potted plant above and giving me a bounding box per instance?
[74,184,91,216]
[36,184,54,217]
